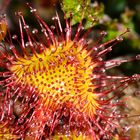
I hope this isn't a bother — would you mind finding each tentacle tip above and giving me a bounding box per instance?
[136,54,140,60]
[26,2,37,13]
[126,27,131,33]
[15,11,23,17]
[132,74,140,81]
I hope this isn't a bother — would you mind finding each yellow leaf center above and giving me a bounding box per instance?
[10,41,98,118]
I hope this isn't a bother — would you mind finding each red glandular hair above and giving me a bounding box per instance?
[0,4,140,140]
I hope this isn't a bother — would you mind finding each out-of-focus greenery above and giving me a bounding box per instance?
[61,0,104,29]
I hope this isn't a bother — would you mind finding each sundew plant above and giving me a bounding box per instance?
[0,2,140,140]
